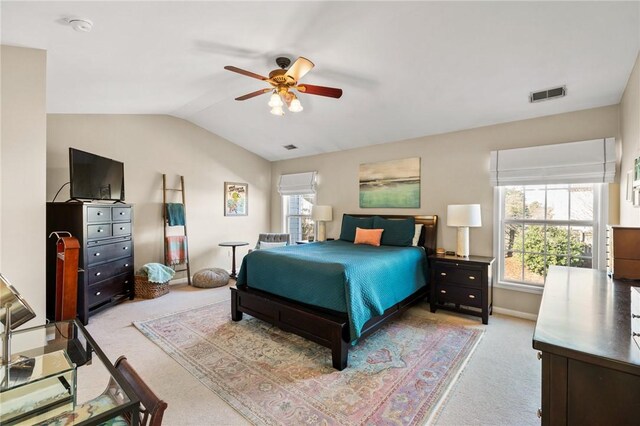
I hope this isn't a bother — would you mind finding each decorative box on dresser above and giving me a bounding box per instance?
[428,254,495,324]
[606,225,640,279]
[533,266,640,425]
[46,202,134,325]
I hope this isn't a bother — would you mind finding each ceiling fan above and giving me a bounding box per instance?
[224,56,343,116]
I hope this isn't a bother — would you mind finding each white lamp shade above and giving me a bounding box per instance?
[447,204,482,227]
[312,205,333,222]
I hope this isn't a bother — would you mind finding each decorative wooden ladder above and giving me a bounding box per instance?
[162,174,192,285]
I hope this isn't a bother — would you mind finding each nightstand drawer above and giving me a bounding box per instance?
[437,284,481,308]
[434,264,482,288]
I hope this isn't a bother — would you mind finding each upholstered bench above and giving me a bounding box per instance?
[193,268,230,288]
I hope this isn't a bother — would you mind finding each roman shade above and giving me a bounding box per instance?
[489,138,615,186]
[278,171,317,195]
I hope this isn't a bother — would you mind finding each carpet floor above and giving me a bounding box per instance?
[134,300,483,425]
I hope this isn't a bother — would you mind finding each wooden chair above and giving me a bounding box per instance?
[115,356,168,426]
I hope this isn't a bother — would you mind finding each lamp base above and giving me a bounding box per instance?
[456,226,470,257]
[317,222,326,242]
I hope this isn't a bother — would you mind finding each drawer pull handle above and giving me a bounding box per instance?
[632,314,640,319]
[120,227,125,230]
[94,253,100,257]
[95,291,101,296]
[97,228,103,233]
[119,212,125,215]
[95,272,101,276]
[468,294,475,299]
[124,263,129,267]
[468,276,475,280]
[123,247,129,250]
[124,280,129,284]
[440,272,447,276]
[440,290,447,294]
[97,212,103,216]
[537,351,542,360]
[537,408,542,418]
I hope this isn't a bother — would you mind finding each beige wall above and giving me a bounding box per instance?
[271,105,620,315]
[47,115,271,277]
[620,53,640,226]
[1,46,47,323]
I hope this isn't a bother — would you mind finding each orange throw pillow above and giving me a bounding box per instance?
[354,227,384,246]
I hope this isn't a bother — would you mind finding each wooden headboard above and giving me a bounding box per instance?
[343,214,438,256]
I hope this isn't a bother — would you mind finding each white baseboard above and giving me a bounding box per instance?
[492,306,538,321]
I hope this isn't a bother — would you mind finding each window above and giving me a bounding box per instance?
[498,183,602,287]
[283,194,315,243]
[278,171,317,243]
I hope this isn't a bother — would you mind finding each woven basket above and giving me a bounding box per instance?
[134,275,170,299]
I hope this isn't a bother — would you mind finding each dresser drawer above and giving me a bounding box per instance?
[87,257,134,285]
[436,283,481,308]
[434,263,482,288]
[87,224,112,239]
[112,222,131,237]
[87,240,133,265]
[112,207,131,221]
[88,273,132,307]
[87,206,111,222]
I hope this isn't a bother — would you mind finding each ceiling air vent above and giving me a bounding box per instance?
[283,144,298,150]
[529,86,566,103]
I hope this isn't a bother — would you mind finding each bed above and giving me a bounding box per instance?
[231,214,438,370]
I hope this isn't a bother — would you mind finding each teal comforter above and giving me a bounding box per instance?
[236,240,428,342]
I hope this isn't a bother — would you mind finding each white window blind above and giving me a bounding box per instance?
[490,138,615,186]
[278,171,317,195]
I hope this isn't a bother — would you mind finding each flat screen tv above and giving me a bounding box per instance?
[69,148,125,201]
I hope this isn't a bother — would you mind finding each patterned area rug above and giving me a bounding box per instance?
[134,300,483,425]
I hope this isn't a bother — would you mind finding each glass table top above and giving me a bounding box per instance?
[1,320,139,425]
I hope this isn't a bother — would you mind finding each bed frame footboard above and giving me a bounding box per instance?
[231,284,428,370]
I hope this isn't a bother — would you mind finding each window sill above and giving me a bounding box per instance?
[495,280,544,295]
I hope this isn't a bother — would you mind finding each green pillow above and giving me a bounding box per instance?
[373,216,416,246]
[339,215,374,242]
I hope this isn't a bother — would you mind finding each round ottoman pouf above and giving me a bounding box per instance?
[193,268,230,288]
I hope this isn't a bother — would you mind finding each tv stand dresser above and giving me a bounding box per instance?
[46,202,134,324]
[533,266,640,425]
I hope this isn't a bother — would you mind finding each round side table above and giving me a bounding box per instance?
[218,241,249,278]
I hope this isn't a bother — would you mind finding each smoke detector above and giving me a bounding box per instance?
[68,19,93,32]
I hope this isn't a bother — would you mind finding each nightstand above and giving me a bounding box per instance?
[429,254,495,324]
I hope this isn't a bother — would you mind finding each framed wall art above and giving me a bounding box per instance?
[224,182,248,216]
[359,157,421,208]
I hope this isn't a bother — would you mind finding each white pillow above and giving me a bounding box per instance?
[412,224,424,246]
[259,241,287,250]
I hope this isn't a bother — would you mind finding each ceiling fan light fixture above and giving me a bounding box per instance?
[288,98,303,113]
[270,106,284,116]
[268,92,283,108]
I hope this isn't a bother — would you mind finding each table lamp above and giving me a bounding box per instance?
[447,204,482,257]
[1,273,36,366]
[312,205,333,242]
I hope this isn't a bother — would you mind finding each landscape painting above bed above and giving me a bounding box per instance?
[359,157,420,208]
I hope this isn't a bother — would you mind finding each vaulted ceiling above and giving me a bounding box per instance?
[2,1,639,161]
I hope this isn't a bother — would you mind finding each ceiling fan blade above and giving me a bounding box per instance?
[285,57,315,81]
[296,84,343,99]
[224,66,269,81]
[235,88,272,101]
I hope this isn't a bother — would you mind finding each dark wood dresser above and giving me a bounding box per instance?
[429,254,495,324]
[533,266,640,425]
[46,202,134,324]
